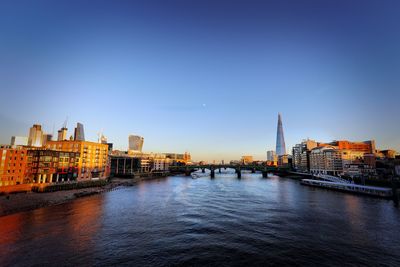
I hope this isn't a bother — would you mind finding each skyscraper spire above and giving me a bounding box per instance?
[276,113,286,156]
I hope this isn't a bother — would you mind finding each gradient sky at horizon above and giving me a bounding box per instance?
[0,0,399,161]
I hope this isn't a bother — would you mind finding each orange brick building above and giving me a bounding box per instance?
[46,140,109,180]
[332,140,376,154]
[0,147,28,186]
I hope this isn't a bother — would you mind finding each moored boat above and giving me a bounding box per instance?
[300,179,393,198]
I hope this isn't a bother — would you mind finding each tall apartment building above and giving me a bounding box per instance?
[46,140,109,180]
[0,147,28,186]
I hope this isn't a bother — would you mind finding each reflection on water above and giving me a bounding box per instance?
[0,174,399,266]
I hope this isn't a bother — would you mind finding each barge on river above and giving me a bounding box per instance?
[300,179,393,198]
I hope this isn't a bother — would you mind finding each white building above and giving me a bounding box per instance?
[10,136,28,147]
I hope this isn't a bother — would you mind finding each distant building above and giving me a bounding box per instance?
[376,149,397,159]
[28,124,43,147]
[267,150,276,161]
[278,154,289,167]
[329,140,376,154]
[10,136,28,147]
[241,155,253,165]
[164,152,191,164]
[99,134,108,144]
[41,134,53,146]
[57,127,68,141]
[74,123,85,141]
[276,113,286,156]
[128,135,144,152]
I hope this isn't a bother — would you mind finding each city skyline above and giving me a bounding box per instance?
[1,1,399,161]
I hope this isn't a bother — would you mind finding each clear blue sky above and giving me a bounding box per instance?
[0,0,399,161]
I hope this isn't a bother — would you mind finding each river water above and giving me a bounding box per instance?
[1,171,399,266]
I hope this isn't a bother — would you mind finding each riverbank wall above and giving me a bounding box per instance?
[0,175,169,217]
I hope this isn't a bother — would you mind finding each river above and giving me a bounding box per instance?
[1,171,399,266]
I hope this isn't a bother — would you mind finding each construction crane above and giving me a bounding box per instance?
[62,116,68,129]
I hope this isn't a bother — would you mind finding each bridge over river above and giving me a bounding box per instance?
[169,164,289,178]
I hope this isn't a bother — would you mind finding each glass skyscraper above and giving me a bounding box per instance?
[276,113,286,156]
[74,123,85,141]
[129,135,144,152]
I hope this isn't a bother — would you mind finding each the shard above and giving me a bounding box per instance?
[276,113,286,156]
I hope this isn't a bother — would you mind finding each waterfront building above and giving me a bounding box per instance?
[164,152,192,164]
[152,158,172,171]
[292,139,319,172]
[309,146,369,176]
[0,147,28,186]
[28,124,43,147]
[276,113,286,156]
[128,135,144,152]
[310,146,343,176]
[241,155,254,165]
[46,140,109,180]
[26,149,80,183]
[292,144,301,170]
[10,136,28,147]
[109,154,152,175]
[110,155,141,176]
[74,123,85,141]
[343,163,376,178]
[57,127,68,141]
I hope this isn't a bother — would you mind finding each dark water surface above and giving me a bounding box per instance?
[1,172,400,266]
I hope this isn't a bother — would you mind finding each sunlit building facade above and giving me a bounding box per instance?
[241,155,254,165]
[46,140,109,180]
[26,149,80,183]
[0,147,28,186]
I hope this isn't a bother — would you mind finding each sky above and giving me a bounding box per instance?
[0,0,399,161]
